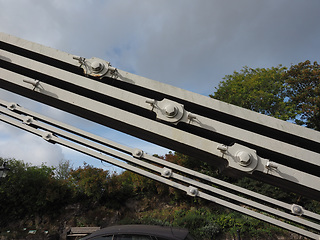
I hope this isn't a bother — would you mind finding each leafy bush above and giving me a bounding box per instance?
[0,158,73,227]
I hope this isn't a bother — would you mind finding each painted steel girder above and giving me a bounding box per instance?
[0,32,320,201]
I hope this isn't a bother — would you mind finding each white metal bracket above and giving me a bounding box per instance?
[146,98,185,124]
[23,79,40,91]
[218,143,259,173]
[73,56,118,79]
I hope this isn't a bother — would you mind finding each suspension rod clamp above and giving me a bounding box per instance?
[223,144,259,173]
[147,98,185,124]
[74,56,118,79]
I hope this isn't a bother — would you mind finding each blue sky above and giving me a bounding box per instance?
[1,0,320,170]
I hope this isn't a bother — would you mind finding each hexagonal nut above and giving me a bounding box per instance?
[42,132,54,141]
[164,104,178,118]
[91,61,104,72]
[133,149,144,158]
[7,103,17,111]
[236,151,252,166]
[161,168,172,178]
[23,116,34,125]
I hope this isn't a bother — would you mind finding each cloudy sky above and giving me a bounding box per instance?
[1,0,320,170]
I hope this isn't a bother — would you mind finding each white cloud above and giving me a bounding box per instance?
[0,123,63,166]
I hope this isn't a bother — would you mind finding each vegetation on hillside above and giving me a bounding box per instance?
[0,156,294,240]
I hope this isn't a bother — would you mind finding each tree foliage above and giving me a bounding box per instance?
[211,61,320,130]
[211,65,295,120]
[284,60,320,130]
[68,163,110,203]
[1,156,316,239]
[0,158,72,226]
[55,159,73,180]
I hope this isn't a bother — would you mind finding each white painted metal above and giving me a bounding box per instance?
[1,68,318,193]
[1,32,319,145]
[0,49,319,173]
[2,47,320,169]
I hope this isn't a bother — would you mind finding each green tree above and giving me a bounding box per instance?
[55,159,73,180]
[68,163,110,203]
[284,60,320,130]
[0,158,73,226]
[211,62,320,130]
[211,65,295,120]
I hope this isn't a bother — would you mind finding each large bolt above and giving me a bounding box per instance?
[42,132,53,141]
[7,103,17,111]
[91,61,104,72]
[291,204,303,215]
[293,206,301,214]
[236,151,252,166]
[133,149,143,158]
[188,187,198,196]
[162,168,172,177]
[23,116,33,125]
[164,104,178,118]
[190,188,197,195]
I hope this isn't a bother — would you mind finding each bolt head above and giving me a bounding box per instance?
[91,61,104,72]
[236,151,252,166]
[188,187,198,196]
[293,206,302,214]
[133,149,143,158]
[8,103,17,111]
[164,104,178,117]
[43,132,53,141]
[24,116,33,125]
